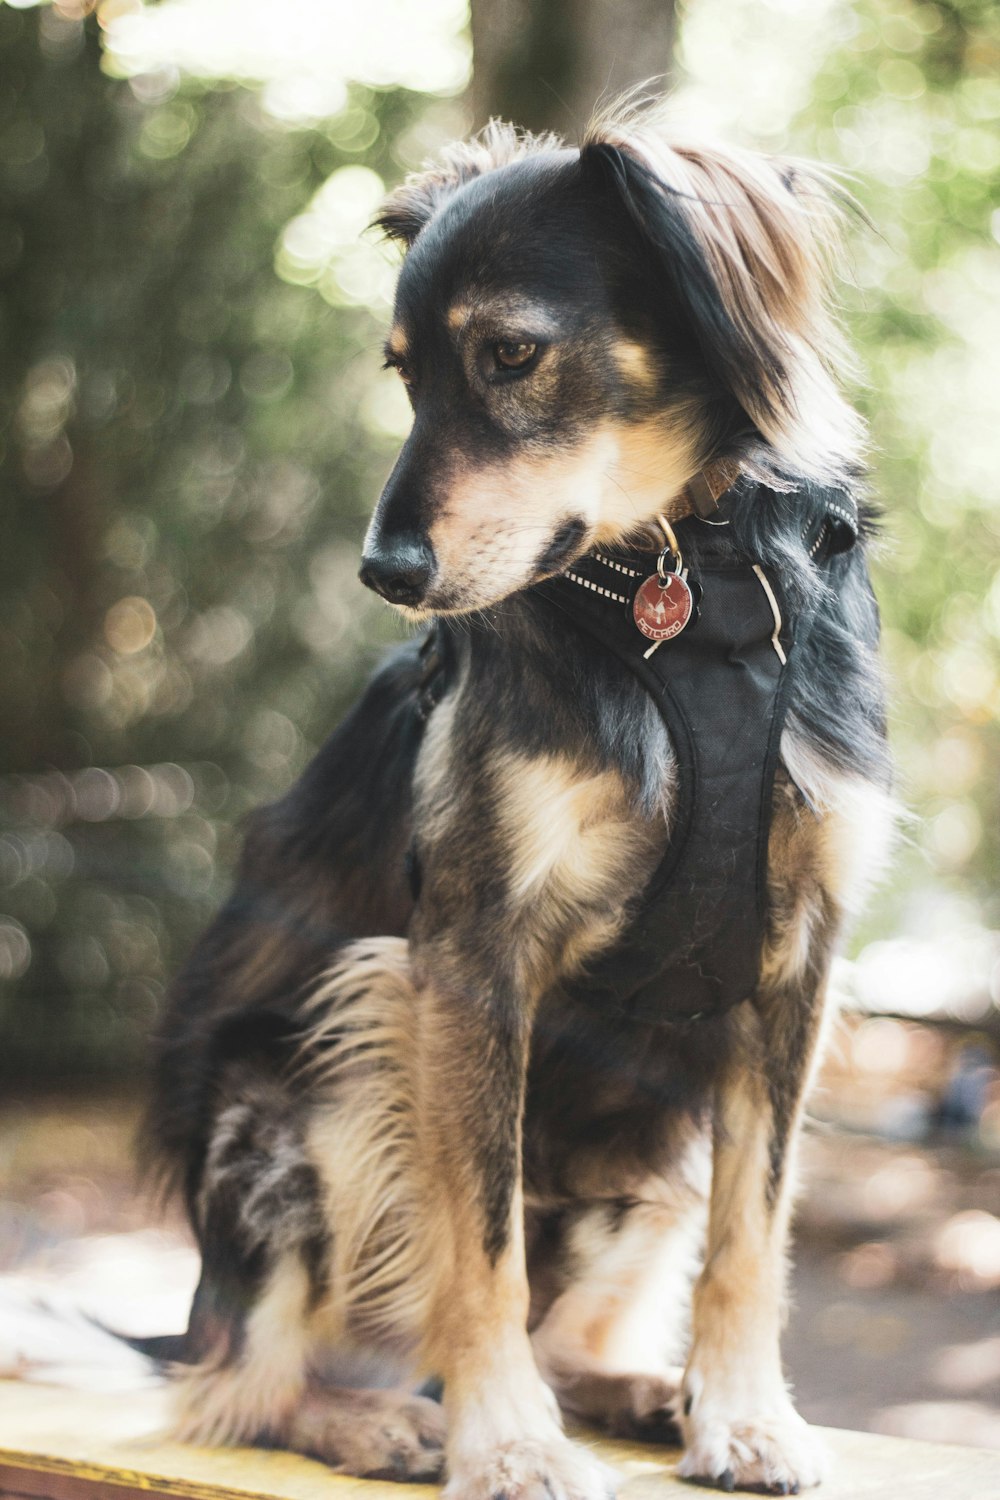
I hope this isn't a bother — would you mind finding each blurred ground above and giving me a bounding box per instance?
[789,1130,1000,1446]
[1,1014,999,1449]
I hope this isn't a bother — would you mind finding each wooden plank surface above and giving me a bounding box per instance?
[0,1382,997,1500]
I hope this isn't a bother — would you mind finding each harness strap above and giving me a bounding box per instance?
[535,478,857,1025]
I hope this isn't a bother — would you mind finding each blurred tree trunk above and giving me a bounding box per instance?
[469,0,679,138]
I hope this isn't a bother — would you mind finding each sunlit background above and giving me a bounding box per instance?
[1,0,999,1451]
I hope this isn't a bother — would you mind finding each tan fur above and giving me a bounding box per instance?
[417,416,702,616]
[762,737,898,991]
[680,1030,827,1489]
[425,439,615,611]
[171,1253,311,1446]
[295,933,606,1497]
[495,752,658,904]
[404,999,613,1500]
[532,1190,705,1392]
[595,412,708,532]
[611,338,658,393]
[410,689,459,844]
[759,778,830,996]
[285,1386,445,1478]
[301,939,436,1350]
[489,750,663,992]
[386,325,409,360]
[175,1227,444,1475]
[446,294,562,341]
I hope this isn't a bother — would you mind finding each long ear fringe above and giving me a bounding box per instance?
[582,98,866,489]
[371,119,564,248]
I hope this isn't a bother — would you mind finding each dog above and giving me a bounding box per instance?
[139,104,895,1496]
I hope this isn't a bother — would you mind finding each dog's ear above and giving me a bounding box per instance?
[373,119,562,248]
[581,117,864,483]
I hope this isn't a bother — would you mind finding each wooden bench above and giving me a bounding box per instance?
[1,1383,997,1500]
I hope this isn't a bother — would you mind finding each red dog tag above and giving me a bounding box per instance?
[632,571,695,642]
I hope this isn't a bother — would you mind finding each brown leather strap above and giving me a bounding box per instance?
[684,458,742,518]
[629,461,742,549]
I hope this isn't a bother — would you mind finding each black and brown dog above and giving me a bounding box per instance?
[145,105,895,1495]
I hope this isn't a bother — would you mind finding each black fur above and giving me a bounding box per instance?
[146,639,427,1197]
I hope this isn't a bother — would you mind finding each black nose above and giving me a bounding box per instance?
[359,534,435,606]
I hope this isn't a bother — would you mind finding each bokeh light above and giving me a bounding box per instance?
[101,0,471,119]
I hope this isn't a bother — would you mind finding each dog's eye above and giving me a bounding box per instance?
[382,356,413,385]
[494,341,537,371]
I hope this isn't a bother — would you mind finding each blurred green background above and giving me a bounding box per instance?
[1,0,998,1083]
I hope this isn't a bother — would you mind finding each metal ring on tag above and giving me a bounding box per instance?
[654,514,683,580]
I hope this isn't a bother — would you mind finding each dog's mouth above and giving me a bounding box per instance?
[425,514,592,615]
[364,514,594,621]
[529,516,591,581]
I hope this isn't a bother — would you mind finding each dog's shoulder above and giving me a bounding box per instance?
[437,594,674,818]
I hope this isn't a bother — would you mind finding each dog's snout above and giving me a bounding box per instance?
[359,534,436,606]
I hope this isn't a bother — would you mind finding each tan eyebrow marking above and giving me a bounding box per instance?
[612,339,658,392]
[445,297,562,340]
[386,326,410,359]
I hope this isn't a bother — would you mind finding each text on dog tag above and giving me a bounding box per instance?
[632,571,695,642]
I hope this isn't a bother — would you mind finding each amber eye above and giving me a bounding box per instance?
[382,352,413,385]
[494,340,537,370]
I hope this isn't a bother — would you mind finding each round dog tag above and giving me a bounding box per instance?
[632,571,695,642]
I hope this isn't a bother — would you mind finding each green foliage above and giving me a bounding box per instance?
[782,0,1000,933]
[0,3,451,1076]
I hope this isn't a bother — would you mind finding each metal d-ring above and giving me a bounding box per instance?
[655,513,683,582]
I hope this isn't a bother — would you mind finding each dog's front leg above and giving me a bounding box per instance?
[411,949,614,1500]
[678,985,830,1495]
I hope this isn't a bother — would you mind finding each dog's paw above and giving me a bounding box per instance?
[608,1372,683,1445]
[678,1403,825,1494]
[554,1369,682,1445]
[445,1436,617,1500]
[291,1387,447,1481]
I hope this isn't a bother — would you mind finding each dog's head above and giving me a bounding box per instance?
[361,108,863,616]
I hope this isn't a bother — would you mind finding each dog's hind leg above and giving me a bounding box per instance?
[169,1064,324,1447]
[170,1053,446,1479]
[530,1177,706,1444]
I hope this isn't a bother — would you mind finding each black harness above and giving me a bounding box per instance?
[417,479,860,1026]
